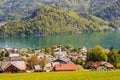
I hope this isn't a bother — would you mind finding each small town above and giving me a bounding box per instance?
[0,45,117,73]
[0,0,120,80]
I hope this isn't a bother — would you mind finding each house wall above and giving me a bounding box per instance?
[54,69,76,71]
[96,66,107,71]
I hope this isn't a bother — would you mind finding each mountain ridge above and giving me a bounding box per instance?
[0,6,111,36]
[93,0,120,21]
[0,0,114,22]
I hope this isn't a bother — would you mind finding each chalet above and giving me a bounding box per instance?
[79,55,87,61]
[85,61,113,70]
[37,53,45,60]
[10,56,22,61]
[45,54,55,62]
[1,61,26,73]
[9,54,20,57]
[34,63,52,72]
[34,49,40,53]
[53,63,77,71]
[85,61,93,69]
[45,63,52,72]
[50,57,78,71]
[9,54,22,61]
[53,57,71,64]
[80,46,87,53]
[54,48,67,58]
[34,65,41,72]
[69,53,78,59]
[91,62,113,70]
[26,54,34,58]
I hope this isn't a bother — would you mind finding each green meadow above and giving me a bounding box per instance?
[0,70,120,80]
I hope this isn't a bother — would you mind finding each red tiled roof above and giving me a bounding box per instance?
[91,62,101,68]
[54,64,77,71]
[91,62,113,68]
[104,63,113,68]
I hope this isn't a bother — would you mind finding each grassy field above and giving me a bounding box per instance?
[0,70,120,80]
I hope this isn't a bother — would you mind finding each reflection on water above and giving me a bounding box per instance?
[0,31,120,49]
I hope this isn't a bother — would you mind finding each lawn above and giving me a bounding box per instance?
[0,70,120,80]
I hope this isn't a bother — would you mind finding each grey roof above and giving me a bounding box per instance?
[53,57,71,63]
[10,56,22,61]
[9,54,20,57]
[60,57,71,62]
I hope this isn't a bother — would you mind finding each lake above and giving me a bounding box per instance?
[0,31,120,49]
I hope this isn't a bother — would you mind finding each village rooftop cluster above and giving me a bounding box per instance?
[0,45,114,73]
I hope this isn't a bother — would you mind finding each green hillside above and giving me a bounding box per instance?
[109,19,120,29]
[0,0,90,22]
[93,0,120,21]
[0,0,114,22]
[89,0,114,11]
[0,6,111,36]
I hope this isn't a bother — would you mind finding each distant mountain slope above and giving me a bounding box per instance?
[0,0,114,22]
[0,22,7,27]
[89,0,114,11]
[0,6,111,36]
[0,0,90,22]
[109,18,120,29]
[93,0,120,21]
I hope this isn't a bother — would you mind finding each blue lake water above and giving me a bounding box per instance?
[0,31,120,49]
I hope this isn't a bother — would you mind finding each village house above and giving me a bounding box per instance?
[69,52,78,59]
[52,63,77,71]
[54,47,67,58]
[34,63,52,72]
[37,53,45,60]
[91,62,113,70]
[85,61,113,71]
[45,54,55,62]
[1,61,26,73]
[80,46,87,53]
[9,53,22,61]
[34,57,76,72]
[50,57,77,71]
[34,65,41,72]
[53,57,71,64]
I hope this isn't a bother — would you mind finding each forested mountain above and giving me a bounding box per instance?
[89,0,114,12]
[0,0,90,22]
[0,0,114,22]
[109,19,120,29]
[0,6,111,36]
[93,0,120,21]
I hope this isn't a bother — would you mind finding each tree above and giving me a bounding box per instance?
[86,45,108,62]
[65,45,74,50]
[108,49,120,68]
[0,48,8,61]
[109,46,114,51]
[27,48,33,53]
[66,49,71,56]
[52,45,58,49]
[40,48,45,53]
[27,55,40,70]
[39,57,49,72]
[76,59,81,65]
[45,48,52,54]
[118,50,120,54]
